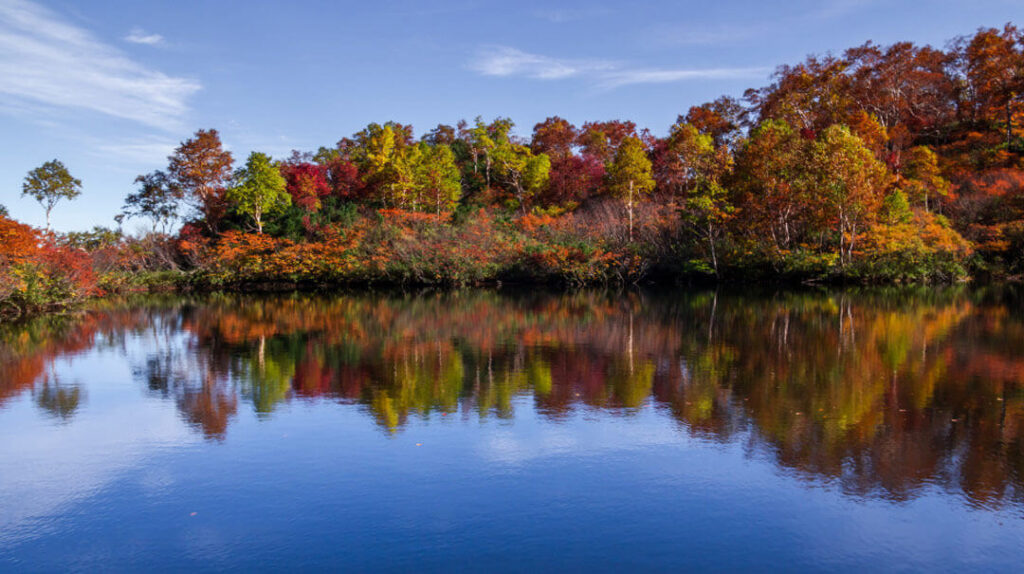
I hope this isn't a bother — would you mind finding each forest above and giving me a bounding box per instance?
[2,24,1024,316]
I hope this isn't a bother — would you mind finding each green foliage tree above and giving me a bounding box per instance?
[227,152,291,234]
[469,117,503,189]
[683,180,734,275]
[413,143,462,215]
[607,136,655,241]
[881,189,913,224]
[522,154,552,207]
[493,142,550,214]
[21,159,82,229]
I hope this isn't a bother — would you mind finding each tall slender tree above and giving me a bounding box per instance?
[21,160,81,229]
[606,137,654,241]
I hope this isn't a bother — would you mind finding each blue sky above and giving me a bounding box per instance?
[0,0,1021,231]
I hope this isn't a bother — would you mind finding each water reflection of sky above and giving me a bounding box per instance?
[1,290,1024,570]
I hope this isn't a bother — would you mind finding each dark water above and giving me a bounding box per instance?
[2,288,1024,572]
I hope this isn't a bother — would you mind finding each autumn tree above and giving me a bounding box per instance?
[843,42,952,149]
[412,143,461,215]
[901,146,950,211]
[880,188,913,224]
[544,155,604,208]
[577,120,638,164]
[493,139,550,214]
[846,111,890,162]
[531,116,577,161]
[351,122,415,208]
[960,24,1024,145]
[683,179,734,275]
[462,117,552,213]
[606,136,655,241]
[461,119,488,189]
[652,122,722,201]
[121,171,182,233]
[422,124,456,146]
[0,214,39,265]
[167,129,234,233]
[662,123,735,274]
[280,160,330,212]
[520,154,552,212]
[227,152,290,234]
[685,96,744,148]
[730,119,808,255]
[743,38,961,172]
[469,117,513,190]
[321,157,364,201]
[806,125,891,265]
[21,160,81,229]
[745,55,854,132]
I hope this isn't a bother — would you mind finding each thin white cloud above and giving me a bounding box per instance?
[599,66,772,89]
[124,27,164,46]
[0,0,200,130]
[533,7,613,23]
[469,46,615,80]
[469,45,768,88]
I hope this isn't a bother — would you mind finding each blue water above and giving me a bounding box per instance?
[1,289,1022,571]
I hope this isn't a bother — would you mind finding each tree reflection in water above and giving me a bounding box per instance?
[1,287,1023,506]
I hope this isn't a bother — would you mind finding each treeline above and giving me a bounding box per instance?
[2,24,1024,313]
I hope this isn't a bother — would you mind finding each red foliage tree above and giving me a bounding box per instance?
[323,158,365,201]
[167,129,234,233]
[281,162,330,212]
[543,155,605,207]
[531,116,578,161]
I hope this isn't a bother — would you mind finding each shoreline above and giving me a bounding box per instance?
[3,268,1007,323]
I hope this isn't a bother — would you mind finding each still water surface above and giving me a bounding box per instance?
[1,288,1023,571]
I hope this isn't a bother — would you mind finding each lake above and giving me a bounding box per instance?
[1,287,1023,571]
